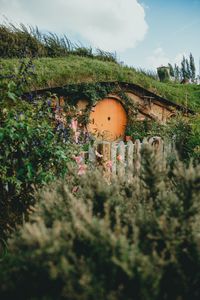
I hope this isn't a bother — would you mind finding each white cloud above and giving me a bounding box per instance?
[147,47,170,69]
[0,0,148,52]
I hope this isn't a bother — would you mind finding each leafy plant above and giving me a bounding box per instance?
[1,147,200,300]
[0,101,76,239]
[0,58,79,239]
[125,119,163,140]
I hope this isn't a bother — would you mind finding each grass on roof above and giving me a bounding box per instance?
[1,55,200,111]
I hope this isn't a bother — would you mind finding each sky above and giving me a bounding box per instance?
[1,0,200,72]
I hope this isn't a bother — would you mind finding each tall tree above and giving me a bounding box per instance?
[181,56,187,80]
[189,53,196,82]
[186,58,191,80]
[174,64,181,81]
[168,63,174,77]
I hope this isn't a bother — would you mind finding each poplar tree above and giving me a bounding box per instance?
[181,56,187,80]
[173,53,196,82]
[186,58,191,80]
[168,63,174,77]
[189,53,196,82]
[174,64,181,81]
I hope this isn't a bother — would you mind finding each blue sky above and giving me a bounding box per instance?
[123,0,200,70]
[1,0,200,72]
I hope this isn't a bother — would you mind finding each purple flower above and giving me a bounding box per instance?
[47,99,51,106]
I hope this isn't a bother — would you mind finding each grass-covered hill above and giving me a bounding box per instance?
[1,55,200,111]
[1,23,200,110]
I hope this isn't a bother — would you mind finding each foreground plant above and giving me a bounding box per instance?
[1,147,200,300]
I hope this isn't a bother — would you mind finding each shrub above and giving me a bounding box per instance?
[126,115,200,162]
[0,100,76,239]
[125,119,163,141]
[1,147,200,300]
[164,115,200,161]
[0,61,79,238]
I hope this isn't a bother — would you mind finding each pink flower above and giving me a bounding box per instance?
[73,155,83,164]
[117,155,123,161]
[78,164,87,175]
[72,186,79,193]
[71,118,78,132]
[74,131,80,143]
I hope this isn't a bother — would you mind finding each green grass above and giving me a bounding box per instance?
[1,56,200,110]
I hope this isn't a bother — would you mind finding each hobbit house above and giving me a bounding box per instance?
[25,81,193,142]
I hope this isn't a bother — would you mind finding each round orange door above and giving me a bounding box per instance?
[88,98,127,141]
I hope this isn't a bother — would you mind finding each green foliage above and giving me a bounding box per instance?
[187,114,200,160]
[1,56,200,111]
[0,59,78,239]
[125,115,200,162]
[1,148,200,300]
[168,63,174,77]
[65,82,115,106]
[174,63,181,81]
[136,68,158,80]
[181,56,189,80]
[0,23,118,63]
[157,67,171,83]
[171,53,196,82]
[95,48,117,63]
[0,101,74,239]
[186,58,191,80]
[190,53,196,82]
[163,116,193,160]
[0,24,46,58]
[163,115,200,162]
[125,119,163,140]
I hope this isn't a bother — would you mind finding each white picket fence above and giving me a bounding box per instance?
[83,137,173,180]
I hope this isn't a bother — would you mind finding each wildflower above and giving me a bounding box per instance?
[78,164,87,175]
[117,154,123,161]
[71,118,78,132]
[47,99,51,106]
[72,186,79,193]
[72,155,83,164]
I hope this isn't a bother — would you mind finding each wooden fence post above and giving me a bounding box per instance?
[111,142,117,177]
[117,141,125,180]
[126,140,134,181]
[148,137,165,171]
[158,138,165,171]
[88,144,96,165]
[134,139,141,175]
[142,137,148,144]
[87,137,169,180]
[96,141,111,179]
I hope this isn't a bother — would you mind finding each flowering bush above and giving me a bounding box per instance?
[0,60,81,239]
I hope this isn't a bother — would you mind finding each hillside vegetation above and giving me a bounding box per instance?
[1,56,200,111]
[1,23,199,110]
